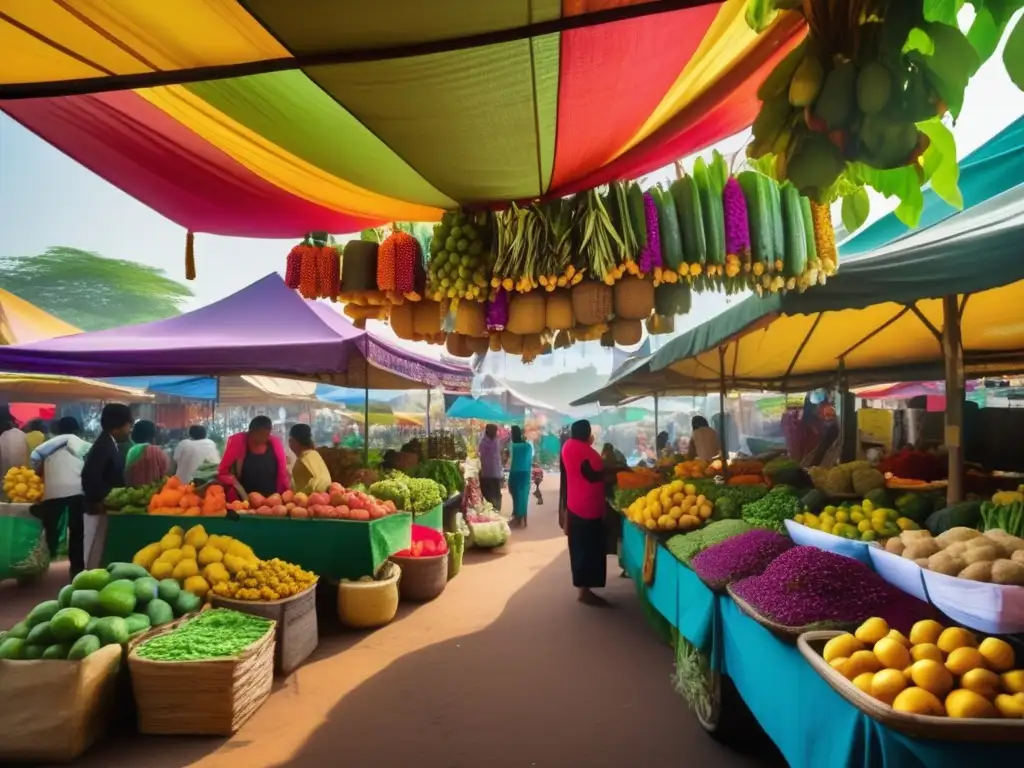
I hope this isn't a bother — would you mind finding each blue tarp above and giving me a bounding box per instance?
[106,376,217,399]
[445,396,512,422]
[842,115,1024,256]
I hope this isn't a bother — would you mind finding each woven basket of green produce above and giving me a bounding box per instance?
[128,609,275,736]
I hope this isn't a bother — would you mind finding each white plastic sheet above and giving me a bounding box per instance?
[784,519,878,568]
[867,547,930,602]
[921,569,1024,635]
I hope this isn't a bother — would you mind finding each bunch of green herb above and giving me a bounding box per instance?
[135,609,272,662]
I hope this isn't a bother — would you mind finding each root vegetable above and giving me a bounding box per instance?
[903,539,940,561]
[936,527,982,548]
[991,559,1024,586]
[958,562,994,582]
[927,552,962,577]
[962,544,1001,565]
[885,537,905,555]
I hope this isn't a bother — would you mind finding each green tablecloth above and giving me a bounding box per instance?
[103,513,412,581]
[412,504,443,532]
[620,521,1020,768]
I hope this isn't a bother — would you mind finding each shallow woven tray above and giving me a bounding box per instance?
[128,616,276,736]
[799,630,1024,742]
[726,585,858,643]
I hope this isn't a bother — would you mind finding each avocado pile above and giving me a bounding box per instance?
[104,479,164,515]
[0,562,201,661]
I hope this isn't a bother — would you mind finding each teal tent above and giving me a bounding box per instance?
[446,396,513,422]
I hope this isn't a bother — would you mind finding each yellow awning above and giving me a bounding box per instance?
[0,373,151,402]
[0,288,79,345]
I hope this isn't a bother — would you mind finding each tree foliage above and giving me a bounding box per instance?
[0,247,193,331]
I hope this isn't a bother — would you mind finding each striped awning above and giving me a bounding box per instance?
[0,1,804,237]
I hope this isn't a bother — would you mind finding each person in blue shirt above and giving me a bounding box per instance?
[508,425,534,528]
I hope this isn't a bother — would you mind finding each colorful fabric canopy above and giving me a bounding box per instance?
[0,274,472,389]
[645,184,1024,395]
[0,288,79,345]
[0,1,804,237]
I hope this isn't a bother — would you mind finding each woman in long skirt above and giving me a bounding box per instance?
[508,425,533,528]
[561,420,609,606]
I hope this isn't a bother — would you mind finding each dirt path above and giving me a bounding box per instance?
[4,478,780,768]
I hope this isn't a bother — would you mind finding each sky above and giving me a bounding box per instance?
[1,14,1022,392]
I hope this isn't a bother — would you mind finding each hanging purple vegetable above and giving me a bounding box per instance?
[723,177,750,278]
[637,192,663,275]
[486,288,510,332]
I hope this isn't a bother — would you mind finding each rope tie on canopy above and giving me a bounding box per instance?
[185,231,196,281]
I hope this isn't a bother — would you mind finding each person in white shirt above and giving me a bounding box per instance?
[30,416,91,565]
[0,405,29,480]
[172,424,221,484]
[685,415,723,462]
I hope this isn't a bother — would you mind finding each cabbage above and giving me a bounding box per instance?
[468,520,510,548]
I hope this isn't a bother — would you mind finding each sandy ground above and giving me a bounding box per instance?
[2,476,782,768]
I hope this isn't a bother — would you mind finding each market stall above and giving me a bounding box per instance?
[609,460,1024,766]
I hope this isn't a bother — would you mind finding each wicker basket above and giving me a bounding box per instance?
[336,562,402,629]
[128,621,275,736]
[210,585,318,675]
[799,630,1024,742]
[727,585,858,643]
[389,553,448,602]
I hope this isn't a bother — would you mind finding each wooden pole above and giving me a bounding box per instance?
[718,346,728,464]
[942,295,965,505]
[653,394,660,460]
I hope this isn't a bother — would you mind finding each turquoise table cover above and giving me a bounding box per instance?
[619,520,1022,768]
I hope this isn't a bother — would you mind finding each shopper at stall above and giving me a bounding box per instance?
[23,418,48,454]
[0,406,30,481]
[80,404,133,576]
[218,415,290,500]
[289,423,332,495]
[31,417,90,564]
[508,425,533,528]
[124,419,172,487]
[561,419,610,606]
[172,424,221,484]
[685,415,722,462]
[478,423,503,511]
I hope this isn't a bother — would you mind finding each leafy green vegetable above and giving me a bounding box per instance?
[405,459,465,497]
[134,609,272,662]
[741,489,801,533]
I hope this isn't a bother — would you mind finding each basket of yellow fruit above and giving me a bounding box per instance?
[2,466,44,504]
[787,499,920,568]
[209,559,319,675]
[625,479,714,534]
[334,560,402,630]
[800,617,1024,740]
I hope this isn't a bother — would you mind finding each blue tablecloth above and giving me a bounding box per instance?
[620,521,1021,768]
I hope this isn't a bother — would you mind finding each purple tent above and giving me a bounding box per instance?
[0,274,471,390]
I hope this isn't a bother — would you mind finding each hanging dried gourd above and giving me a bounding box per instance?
[340,240,381,304]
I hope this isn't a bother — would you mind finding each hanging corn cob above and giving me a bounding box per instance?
[608,181,638,277]
[810,200,838,277]
[377,229,398,295]
[284,238,314,290]
[722,177,751,282]
[535,199,576,292]
[638,192,665,284]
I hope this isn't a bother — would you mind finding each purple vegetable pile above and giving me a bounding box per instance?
[690,529,793,589]
[638,192,662,275]
[486,288,509,331]
[730,546,934,631]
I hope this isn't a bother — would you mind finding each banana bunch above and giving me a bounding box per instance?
[748,0,961,202]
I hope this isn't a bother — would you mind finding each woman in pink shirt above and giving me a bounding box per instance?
[560,419,609,606]
[218,416,290,501]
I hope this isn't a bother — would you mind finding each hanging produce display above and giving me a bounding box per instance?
[743,0,1002,233]
[284,233,341,301]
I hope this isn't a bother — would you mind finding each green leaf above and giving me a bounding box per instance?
[744,0,778,33]
[904,28,936,56]
[966,0,1024,63]
[840,189,871,234]
[918,22,982,118]
[922,0,962,26]
[1003,12,1024,89]
[852,163,926,228]
[917,118,963,209]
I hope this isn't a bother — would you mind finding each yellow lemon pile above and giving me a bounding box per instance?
[132,524,259,602]
[626,480,713,532]
[823,617,1024,718]
[3,466,43,503]
[794,499,918,543]
[212,558,317,601]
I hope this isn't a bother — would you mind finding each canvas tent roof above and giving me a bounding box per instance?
[0,274,471,391]
[646,183,1024,395]
[0,288,79,345]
